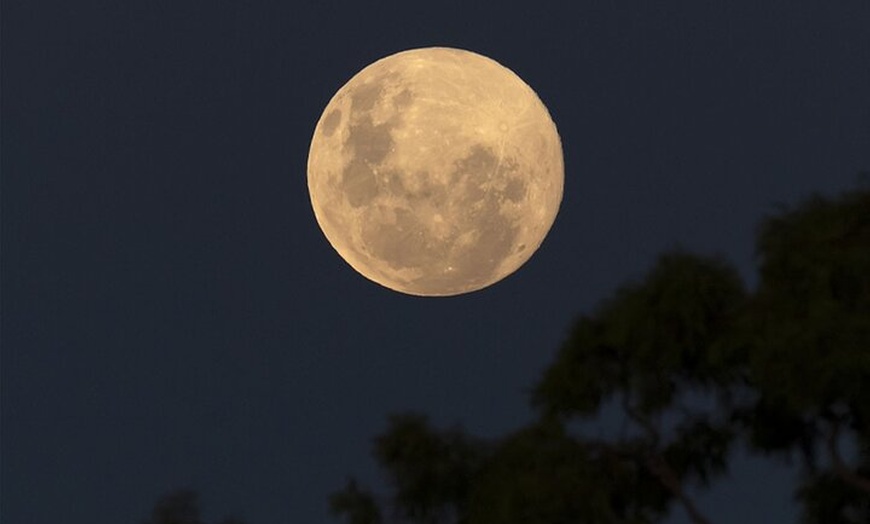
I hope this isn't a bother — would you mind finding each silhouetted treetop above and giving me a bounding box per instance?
[143,489,245,524]
[330,185,870,524]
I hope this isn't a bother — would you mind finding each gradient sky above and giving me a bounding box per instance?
[3,2,870,523]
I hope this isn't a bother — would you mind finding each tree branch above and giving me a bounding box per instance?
[621,395,711,524]
[621,394,661,446]
[827,420,870,495]
[645,455,711,524]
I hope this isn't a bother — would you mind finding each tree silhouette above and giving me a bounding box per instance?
[739,188,870,522]
[531,251,746,524]
[143,489,245,524]
[330,185,870,523]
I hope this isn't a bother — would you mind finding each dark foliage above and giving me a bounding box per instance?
[332,187,870,523]
[143,489,245,524]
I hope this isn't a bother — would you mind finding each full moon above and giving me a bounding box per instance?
[307,47,563,296]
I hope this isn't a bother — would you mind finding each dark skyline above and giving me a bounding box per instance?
[3,2,870,523]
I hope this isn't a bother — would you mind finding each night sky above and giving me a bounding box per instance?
[3,2,870,523]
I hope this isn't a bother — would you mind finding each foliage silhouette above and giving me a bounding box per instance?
[740,188,870,521]
[330,186,870,523]
[143,489,245,524]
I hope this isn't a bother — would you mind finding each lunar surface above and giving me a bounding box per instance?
[307,47,563,296]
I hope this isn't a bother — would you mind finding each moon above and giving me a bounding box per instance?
[307,47,563,296]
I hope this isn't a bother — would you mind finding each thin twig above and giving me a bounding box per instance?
[827,420,870,495]
[645,455,711,524]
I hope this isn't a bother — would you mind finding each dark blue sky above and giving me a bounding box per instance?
[3,1,869,523]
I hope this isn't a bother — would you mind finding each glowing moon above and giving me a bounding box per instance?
[308,47,563,296]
